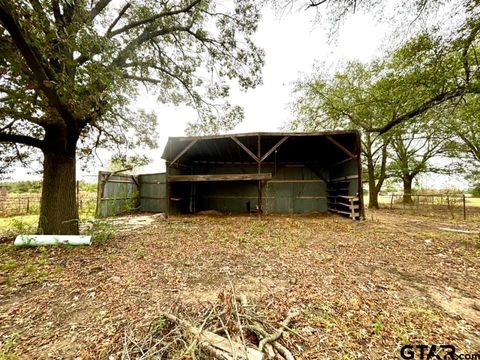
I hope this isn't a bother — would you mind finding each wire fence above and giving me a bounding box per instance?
[377,193,480,220]
[0,192,97,218]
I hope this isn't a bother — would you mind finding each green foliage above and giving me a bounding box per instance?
[108,154,150,172]
[87,220,117,244]
[291,21,480,203]
[0,332,20,360]
[0,181,42,194]
[0,0,264,232]
[151,316,167,334]
[78,181,97,194]
[0,0,264,169]
[469,184,480,197]
[6,218,37,237]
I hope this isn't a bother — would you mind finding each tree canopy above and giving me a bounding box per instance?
[0,0,264,233]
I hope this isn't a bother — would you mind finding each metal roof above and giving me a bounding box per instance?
[162,130,360,165]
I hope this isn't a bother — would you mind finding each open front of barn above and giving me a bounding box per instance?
[96,131,365,220]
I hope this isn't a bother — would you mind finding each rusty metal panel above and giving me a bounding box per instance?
[96,172,139,218]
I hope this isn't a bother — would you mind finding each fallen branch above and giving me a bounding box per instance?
[248,322,295,360]
[163,312,263,360]
[259,309,299,352]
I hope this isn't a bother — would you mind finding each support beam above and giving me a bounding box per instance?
[230,136,259,163]
[326,136,356,159]
[257,134,262,216]
[170,139,198,166]
[306,165,329,183]
[168,173,272,182]
[260,136,289,162]
[329,157,354,168]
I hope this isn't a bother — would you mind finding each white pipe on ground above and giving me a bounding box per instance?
[14,235,92,246]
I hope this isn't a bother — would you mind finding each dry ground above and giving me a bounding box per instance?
[0,211,479,359]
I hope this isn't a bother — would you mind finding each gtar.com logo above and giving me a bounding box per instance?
[400,345,456,359]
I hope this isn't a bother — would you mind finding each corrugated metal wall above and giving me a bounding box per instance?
[138,173,167,212]
[96,172,139,218]
[96,160,358,216]
[170,165,328,214]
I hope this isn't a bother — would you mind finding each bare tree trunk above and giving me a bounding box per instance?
[367,163,379,209]
[38,128,79,235]
[402,176,413,204]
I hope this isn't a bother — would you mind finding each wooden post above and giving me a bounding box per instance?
[350,198,355,220]
[95,172,103,218]
[166,162,171,218]
[355,131,365,220]
[463,194,466,220]
[76,180,80,209]
[257,135,262,218]
[390,194,393,209]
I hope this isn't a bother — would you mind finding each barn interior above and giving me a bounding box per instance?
[162,131,364,219]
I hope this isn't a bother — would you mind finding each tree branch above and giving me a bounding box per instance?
[105,3,131,35]
[0,0,76,129]
[0,132,45,150]
[108,0,201,37]
[372,87,467,134]
[89,0,113,21]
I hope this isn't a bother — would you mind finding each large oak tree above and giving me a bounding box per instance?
[0,0,264,234]
[290,29,479,207]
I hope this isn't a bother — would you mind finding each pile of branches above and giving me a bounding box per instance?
[119,291,300,359]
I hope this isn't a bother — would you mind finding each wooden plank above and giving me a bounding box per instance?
[168,173,272,182]
[326,135,356,159]
[330,157,354,167]
[338,195,358,200]
[330,175,359,182]
[230,136,260,162]
[102,179,136,184]
[328,208,359,217]
[170,139,198,166]
[260,136,289,162]
[269,179,325,183]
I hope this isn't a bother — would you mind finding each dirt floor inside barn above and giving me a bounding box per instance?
[1,211,480,359]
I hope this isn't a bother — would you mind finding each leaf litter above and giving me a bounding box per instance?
[0,210,479,358]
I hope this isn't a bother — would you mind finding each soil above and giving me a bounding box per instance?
[0,210,479,359]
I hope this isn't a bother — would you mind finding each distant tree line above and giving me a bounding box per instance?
[287,0,480,208]
[0,180,96,194]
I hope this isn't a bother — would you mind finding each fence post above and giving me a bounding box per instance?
[390,194,393,209]
[463,194,466,220]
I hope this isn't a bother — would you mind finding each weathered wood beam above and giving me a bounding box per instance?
[170,139,198,166]
[326,135,356,159]
[230,136,259,163]
[329,157,354,168]
[168,173,272,182]
[306,165,329,182]
[260,136,289,162]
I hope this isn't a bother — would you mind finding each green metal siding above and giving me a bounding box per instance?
[96,172,139,218]
[139,173,167,212]
[174,165,328,214]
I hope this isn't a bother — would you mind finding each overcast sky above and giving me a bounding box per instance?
[131,7,387,173]
[10,4,467,189]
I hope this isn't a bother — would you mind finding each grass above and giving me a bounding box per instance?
[0,215,38,236]
[0,196,97,236]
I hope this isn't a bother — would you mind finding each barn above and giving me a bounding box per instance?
[160,131,364,219]
[97,131,364,219]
